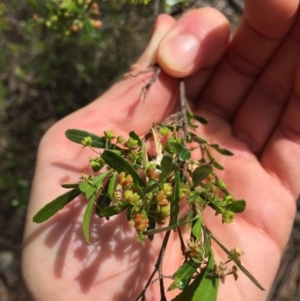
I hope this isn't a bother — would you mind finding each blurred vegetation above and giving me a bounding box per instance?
[0,0,160,213]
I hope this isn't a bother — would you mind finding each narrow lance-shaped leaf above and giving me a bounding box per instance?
[210,233,265,290]
[190,113,209,125]
[95,181,111,217]
[79,172,109,200]
[65,129,119,149]
[171,252,219,301]
[61,183,79,189]
[147,199,157,241]
[81,173,109,243]
[168,260,199,291]
[192,217,202,240]
[161,155,173,178]
[143,215,198,235]
[206,149,224,170]
[209,143,234,156]
[101,150,145,187]
[169,170,180,226]
[33,188,81,223]
[108,172,117,200]
[83,194,96,244]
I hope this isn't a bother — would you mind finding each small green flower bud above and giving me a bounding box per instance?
[222,210,235,223]
[81,136,93,147]
[117,135,126,144]
[159,126,170,136]
[104,130,115,140]
[89,157,105,172]
[125,137,139,148]
[216,179,226,189]
[159,205,170,217]
[180,183,190,197]
[225,195,234,202]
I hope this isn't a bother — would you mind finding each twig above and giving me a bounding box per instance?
[134,230,171,301]
[125,64,161,102]
[179,80,190,145]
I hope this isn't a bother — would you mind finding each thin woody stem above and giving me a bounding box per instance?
[125,63,161,102]
[179,80,190,145]
[134,230,171,301]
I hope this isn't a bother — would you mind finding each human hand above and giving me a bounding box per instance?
[22,1,300,301]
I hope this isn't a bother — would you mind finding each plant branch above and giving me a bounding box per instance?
[134,230,171,301]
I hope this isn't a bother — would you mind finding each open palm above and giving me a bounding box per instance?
[22,1,300,301]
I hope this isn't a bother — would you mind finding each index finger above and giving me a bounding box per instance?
[197,0,299,119]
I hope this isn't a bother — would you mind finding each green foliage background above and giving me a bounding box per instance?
[0,0,158,212]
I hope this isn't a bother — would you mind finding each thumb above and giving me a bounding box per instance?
[157,8,230,78]
[130,14,176,72]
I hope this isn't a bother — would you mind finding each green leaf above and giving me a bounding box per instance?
[227,200,246,213]
[100,202,128,218]
[79,181,96,199]
[33,188,81,223]
[171,253,218,301]
[61,183,79,189]
[168,141,184,155]
[192,218,202,239]
[211,234,265,290]
[108,172,117,200]
[209,144,233,156]
[147,200,157,241]
[79,172,108,199]
[191,114,209,125]
[161,155,173,178]
[95,182,111,217]
[65,129,119,149]
[101,150,145,187]
[80,173,109,243]
[212,160,224,170]
[167,142,190,161]
[169,170,180,226]
[168,260,199,291]
[144,215,198,235]
[82,194,96,244]
[192,165,213,188]
[179,148,191,161]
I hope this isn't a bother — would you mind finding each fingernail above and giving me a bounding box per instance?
[159,34,199,72]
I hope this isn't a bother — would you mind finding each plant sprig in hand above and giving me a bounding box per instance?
[33,73,264,301]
